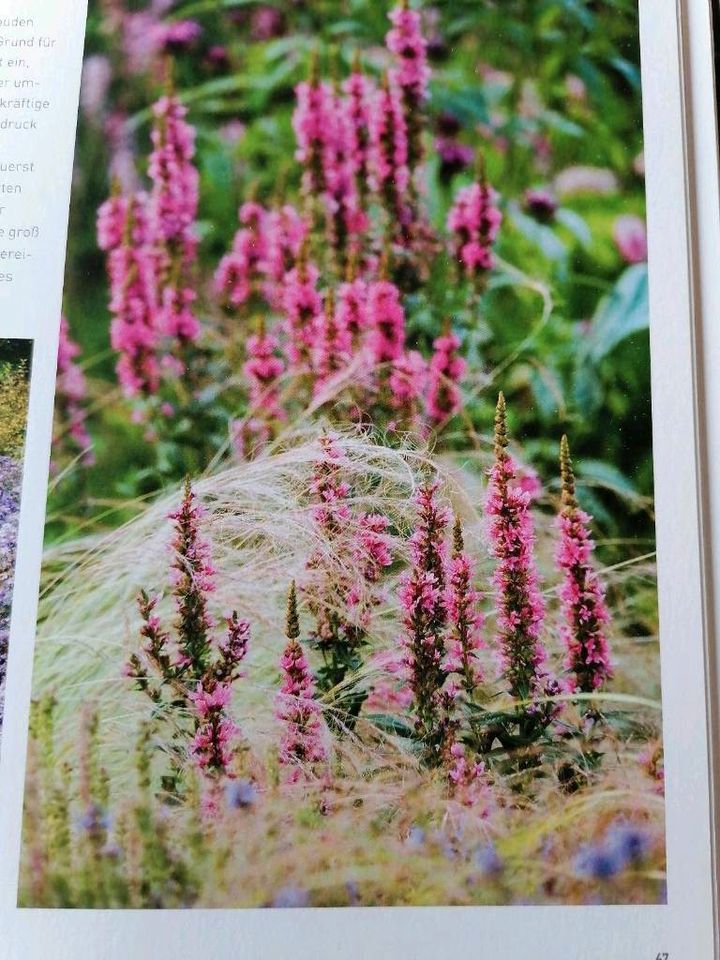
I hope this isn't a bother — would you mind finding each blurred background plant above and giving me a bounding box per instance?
[58,0,651,563]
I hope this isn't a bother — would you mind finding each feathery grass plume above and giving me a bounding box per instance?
[556,435,613,693]
[444,516,484,697]
[426,331,466,426]
[54,316,94,468]
[447,154,502,285]
[148,93,200,347]
[399,480,451,760]
[486,393,546,700]
[276,581,328,782]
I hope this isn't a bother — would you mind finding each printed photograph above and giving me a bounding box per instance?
[20,0,664,908]
[0,339,31,726]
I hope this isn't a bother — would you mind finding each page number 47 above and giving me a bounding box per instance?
[655,953,669,960]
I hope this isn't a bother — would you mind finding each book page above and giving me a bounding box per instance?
[0,0,716,957]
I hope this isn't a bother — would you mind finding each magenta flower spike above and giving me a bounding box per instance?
[312,289,352,395]
[342,57,375,209]
[276,582,328,782]
[167,477,217,677]
[104,192,162,398]
[556,435,613,694]
[281,236,323,369]
[398,481,450,750]
[214,200,268,309]
[148,93,201,346]
[243,322,286,424]
[447,161,502,282]
[367,276,406,364]
[486,393,546,700]
[444,517,484,696]
[426,331,467,426]
[55,316,94,466]
[368,73,410,237]
[386,0,430,171]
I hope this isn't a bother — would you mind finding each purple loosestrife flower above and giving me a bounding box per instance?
[168,478,217,676]
[486,394,546,700]
[100,192,162,399]
[312,290,352,395]
[281,236,323,370]
[148,93,201,347]
[214,201,267,309]
[399,481,451,754]
[368,74,411,242]
[556,436,612,694]
[444,517,484,696]
[447,160,502,283]
[54,316,94,467]
[426,331,466,426]
[127,482,251,796]
[275,582,328,783]
[386,0,430,172]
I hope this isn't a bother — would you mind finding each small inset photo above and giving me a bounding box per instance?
[0,338,31,725]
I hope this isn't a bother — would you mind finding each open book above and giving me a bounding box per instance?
[0,1,718,957]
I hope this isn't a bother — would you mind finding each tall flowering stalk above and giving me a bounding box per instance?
[367,272,406,364]
[336,274,369,349]
[126,480,250,792]
[556,435,612,694]
[55,316,94,467]
[292,54,336,231]
[426,331,466,426]
[368,74,411,242]
[214,200,267,309]
[342,56,375,213]
[262,204,308,308]
[282,236,323,369]
[235,322,287,458]
[399,481,451,757]
[444,517,484,697]
[486,393,546,701]
[312,289,352,395]
[304,435,392,714]
[276,581,328,782]
[148,93,200,347]
[386,0,430,174]
[99,193,161,399]
[447,161,502,285]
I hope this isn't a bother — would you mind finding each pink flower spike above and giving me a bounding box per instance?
[486,394,546,700]
[556,436,612,694]
[426,331,466,425]
[447,175,502,280]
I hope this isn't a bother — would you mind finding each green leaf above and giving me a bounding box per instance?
[582,264,649,363]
